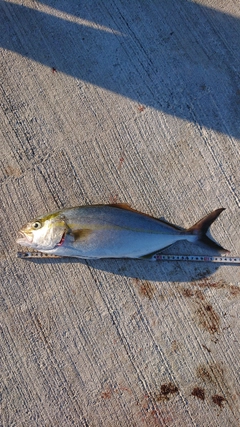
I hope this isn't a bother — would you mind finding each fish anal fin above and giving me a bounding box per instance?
[71,229,93,241]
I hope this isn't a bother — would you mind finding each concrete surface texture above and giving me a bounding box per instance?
[0,0,239,425]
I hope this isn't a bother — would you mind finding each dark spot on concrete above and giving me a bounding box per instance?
[4,164,22,177]
[229,286,240,296]
[138,394,175,424]
[161,383,178,395]
[209,281,226,289]
[191,387,205,400]
[137,104,145,112]
[182,288,194,298]
[133,278,155,299]
[139,281,155,299]
[196,364,231,407]
[212,394,226,408]
[155,383,178,401]
[195,290,205,300]
[133,277,140,285]
[197,364,214,384]
[101,386,113,399]
[196,302,220,334]
[181,287,205,300]
[191,277,226,289]
[197,363,224,387]
[181,286,220,333]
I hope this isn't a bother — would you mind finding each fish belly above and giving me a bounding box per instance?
[46,229,196,259]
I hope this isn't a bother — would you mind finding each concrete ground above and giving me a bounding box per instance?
[0,0,239,425]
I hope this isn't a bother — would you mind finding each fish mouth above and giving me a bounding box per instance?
[16,231,33,245]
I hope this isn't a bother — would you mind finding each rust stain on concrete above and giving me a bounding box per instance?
[133,278,156,300]
[191,387,205,401]
[212,394,226,408]
[155,383,178,402]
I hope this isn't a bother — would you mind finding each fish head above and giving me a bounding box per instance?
[16,212,67,250]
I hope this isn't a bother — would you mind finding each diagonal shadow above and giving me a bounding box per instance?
[1,0,240,137]
[22,255,219,282]
[18,240,222,282]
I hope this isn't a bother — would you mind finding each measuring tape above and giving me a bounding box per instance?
[17,251,240,264]
[17,252,61,259]
[152,254,240,264]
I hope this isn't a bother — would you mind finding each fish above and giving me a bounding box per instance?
[16,204,228,259]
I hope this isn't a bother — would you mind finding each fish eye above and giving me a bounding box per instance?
[33,221,42,230]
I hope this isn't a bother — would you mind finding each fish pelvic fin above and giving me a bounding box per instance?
[187,208,229,253]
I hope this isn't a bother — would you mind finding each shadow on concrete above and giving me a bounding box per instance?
[1,0,240,137]
[23,240,222,282]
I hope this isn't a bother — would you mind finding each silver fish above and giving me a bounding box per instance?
[16,204,228,259]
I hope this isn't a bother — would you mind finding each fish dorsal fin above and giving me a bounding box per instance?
[108,203,136,211]
[108,203,183,229]
[108,203,152,216]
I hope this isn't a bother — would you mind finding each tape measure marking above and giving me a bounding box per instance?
[17,251,240,264]
[152,254,240,264]
[17,252,61,259]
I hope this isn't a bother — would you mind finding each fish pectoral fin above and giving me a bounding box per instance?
[71,229,93,241]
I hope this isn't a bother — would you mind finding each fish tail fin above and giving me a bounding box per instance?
[187,208,229,253]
